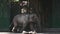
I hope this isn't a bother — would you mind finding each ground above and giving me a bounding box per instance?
[0,32,59,34]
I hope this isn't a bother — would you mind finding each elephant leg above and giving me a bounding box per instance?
[12,26,17,32]
[30,23,35,31]
[20,22,27,32]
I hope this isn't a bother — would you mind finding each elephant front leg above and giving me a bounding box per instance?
[30,23,35,31]
[12,26,17,32]
[20,22,27,32]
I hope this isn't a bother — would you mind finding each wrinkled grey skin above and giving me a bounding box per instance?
[12,13,41,32]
